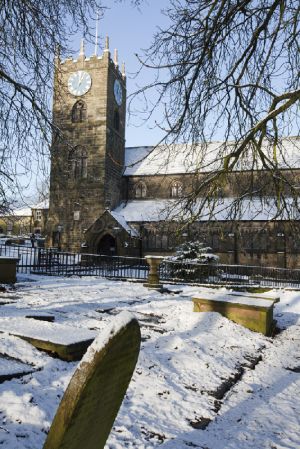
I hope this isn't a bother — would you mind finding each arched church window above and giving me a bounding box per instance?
[170,181,183,198]
[71,100,87,123]
[113,110,120,131]
[68,146,88,179]
[134,181,147,198]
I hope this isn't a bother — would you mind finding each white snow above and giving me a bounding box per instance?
[113,197,300,222]
[0,275,298,449]
[193,292,273,308]
[9,206,32,217]
[0,318,97,345]
[124,137,300,176]
[78,311,136,366]
[109,211,139,237]
[32,199,49,210]
[0,199,49,219]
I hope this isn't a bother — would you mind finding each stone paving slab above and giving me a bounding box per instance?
[0,318,96,361]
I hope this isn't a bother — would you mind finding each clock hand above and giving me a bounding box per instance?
[78,72,84,86]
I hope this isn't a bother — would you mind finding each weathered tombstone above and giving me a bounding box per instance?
[43,312,141,449]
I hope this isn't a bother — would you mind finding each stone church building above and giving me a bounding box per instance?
[46,41,300,268]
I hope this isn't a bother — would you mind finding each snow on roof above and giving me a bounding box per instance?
[124,137,300,176]
[1,199,49,218]
[113,198,300,222]
[12,206,32,217]
[110,210,139,237]
[32,199,49,210]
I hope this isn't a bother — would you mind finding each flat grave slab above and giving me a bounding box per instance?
[0,355,35,383]
[193,293,275,336]
[0,318,96,361]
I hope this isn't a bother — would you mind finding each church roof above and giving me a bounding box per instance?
[113,198,300,222]
[124,137,300,176]
[110,210,139,237]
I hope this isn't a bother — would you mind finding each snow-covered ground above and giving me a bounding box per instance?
[0,275,299,449]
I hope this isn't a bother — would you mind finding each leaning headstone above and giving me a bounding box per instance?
[43,312,141,449]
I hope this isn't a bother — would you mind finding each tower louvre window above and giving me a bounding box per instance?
[134,181,147,198]
[68,146,88,179]
[34,210,42,221]
[170,181,183,198]
[71,100,87,123]
[113,110,120,131]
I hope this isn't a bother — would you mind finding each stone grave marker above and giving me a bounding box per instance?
[0,256,19,283]
[43,312,141,449]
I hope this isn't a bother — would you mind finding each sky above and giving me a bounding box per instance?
[17,1,170,205]
[72,1,171,147]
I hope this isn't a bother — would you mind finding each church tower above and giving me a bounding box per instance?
[47,38,126,251]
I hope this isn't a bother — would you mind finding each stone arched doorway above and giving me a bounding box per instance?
[97,234,117,256]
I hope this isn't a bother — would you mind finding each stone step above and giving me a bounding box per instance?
[0,318,96,361]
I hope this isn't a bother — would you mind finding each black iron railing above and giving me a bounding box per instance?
[0,245,149,280]
[1,244,300,287]
[159,260,300,288]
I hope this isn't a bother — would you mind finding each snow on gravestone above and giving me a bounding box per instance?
[43,312,141,449]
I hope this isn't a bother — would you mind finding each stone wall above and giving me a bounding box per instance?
[123,170,300,201]
[129,220,300,269]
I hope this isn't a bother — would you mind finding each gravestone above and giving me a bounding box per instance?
[43,312,141,449]
[0,257,19,283]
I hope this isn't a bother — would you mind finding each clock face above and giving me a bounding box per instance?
[114,79,123,106]
[68,71,92,96]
